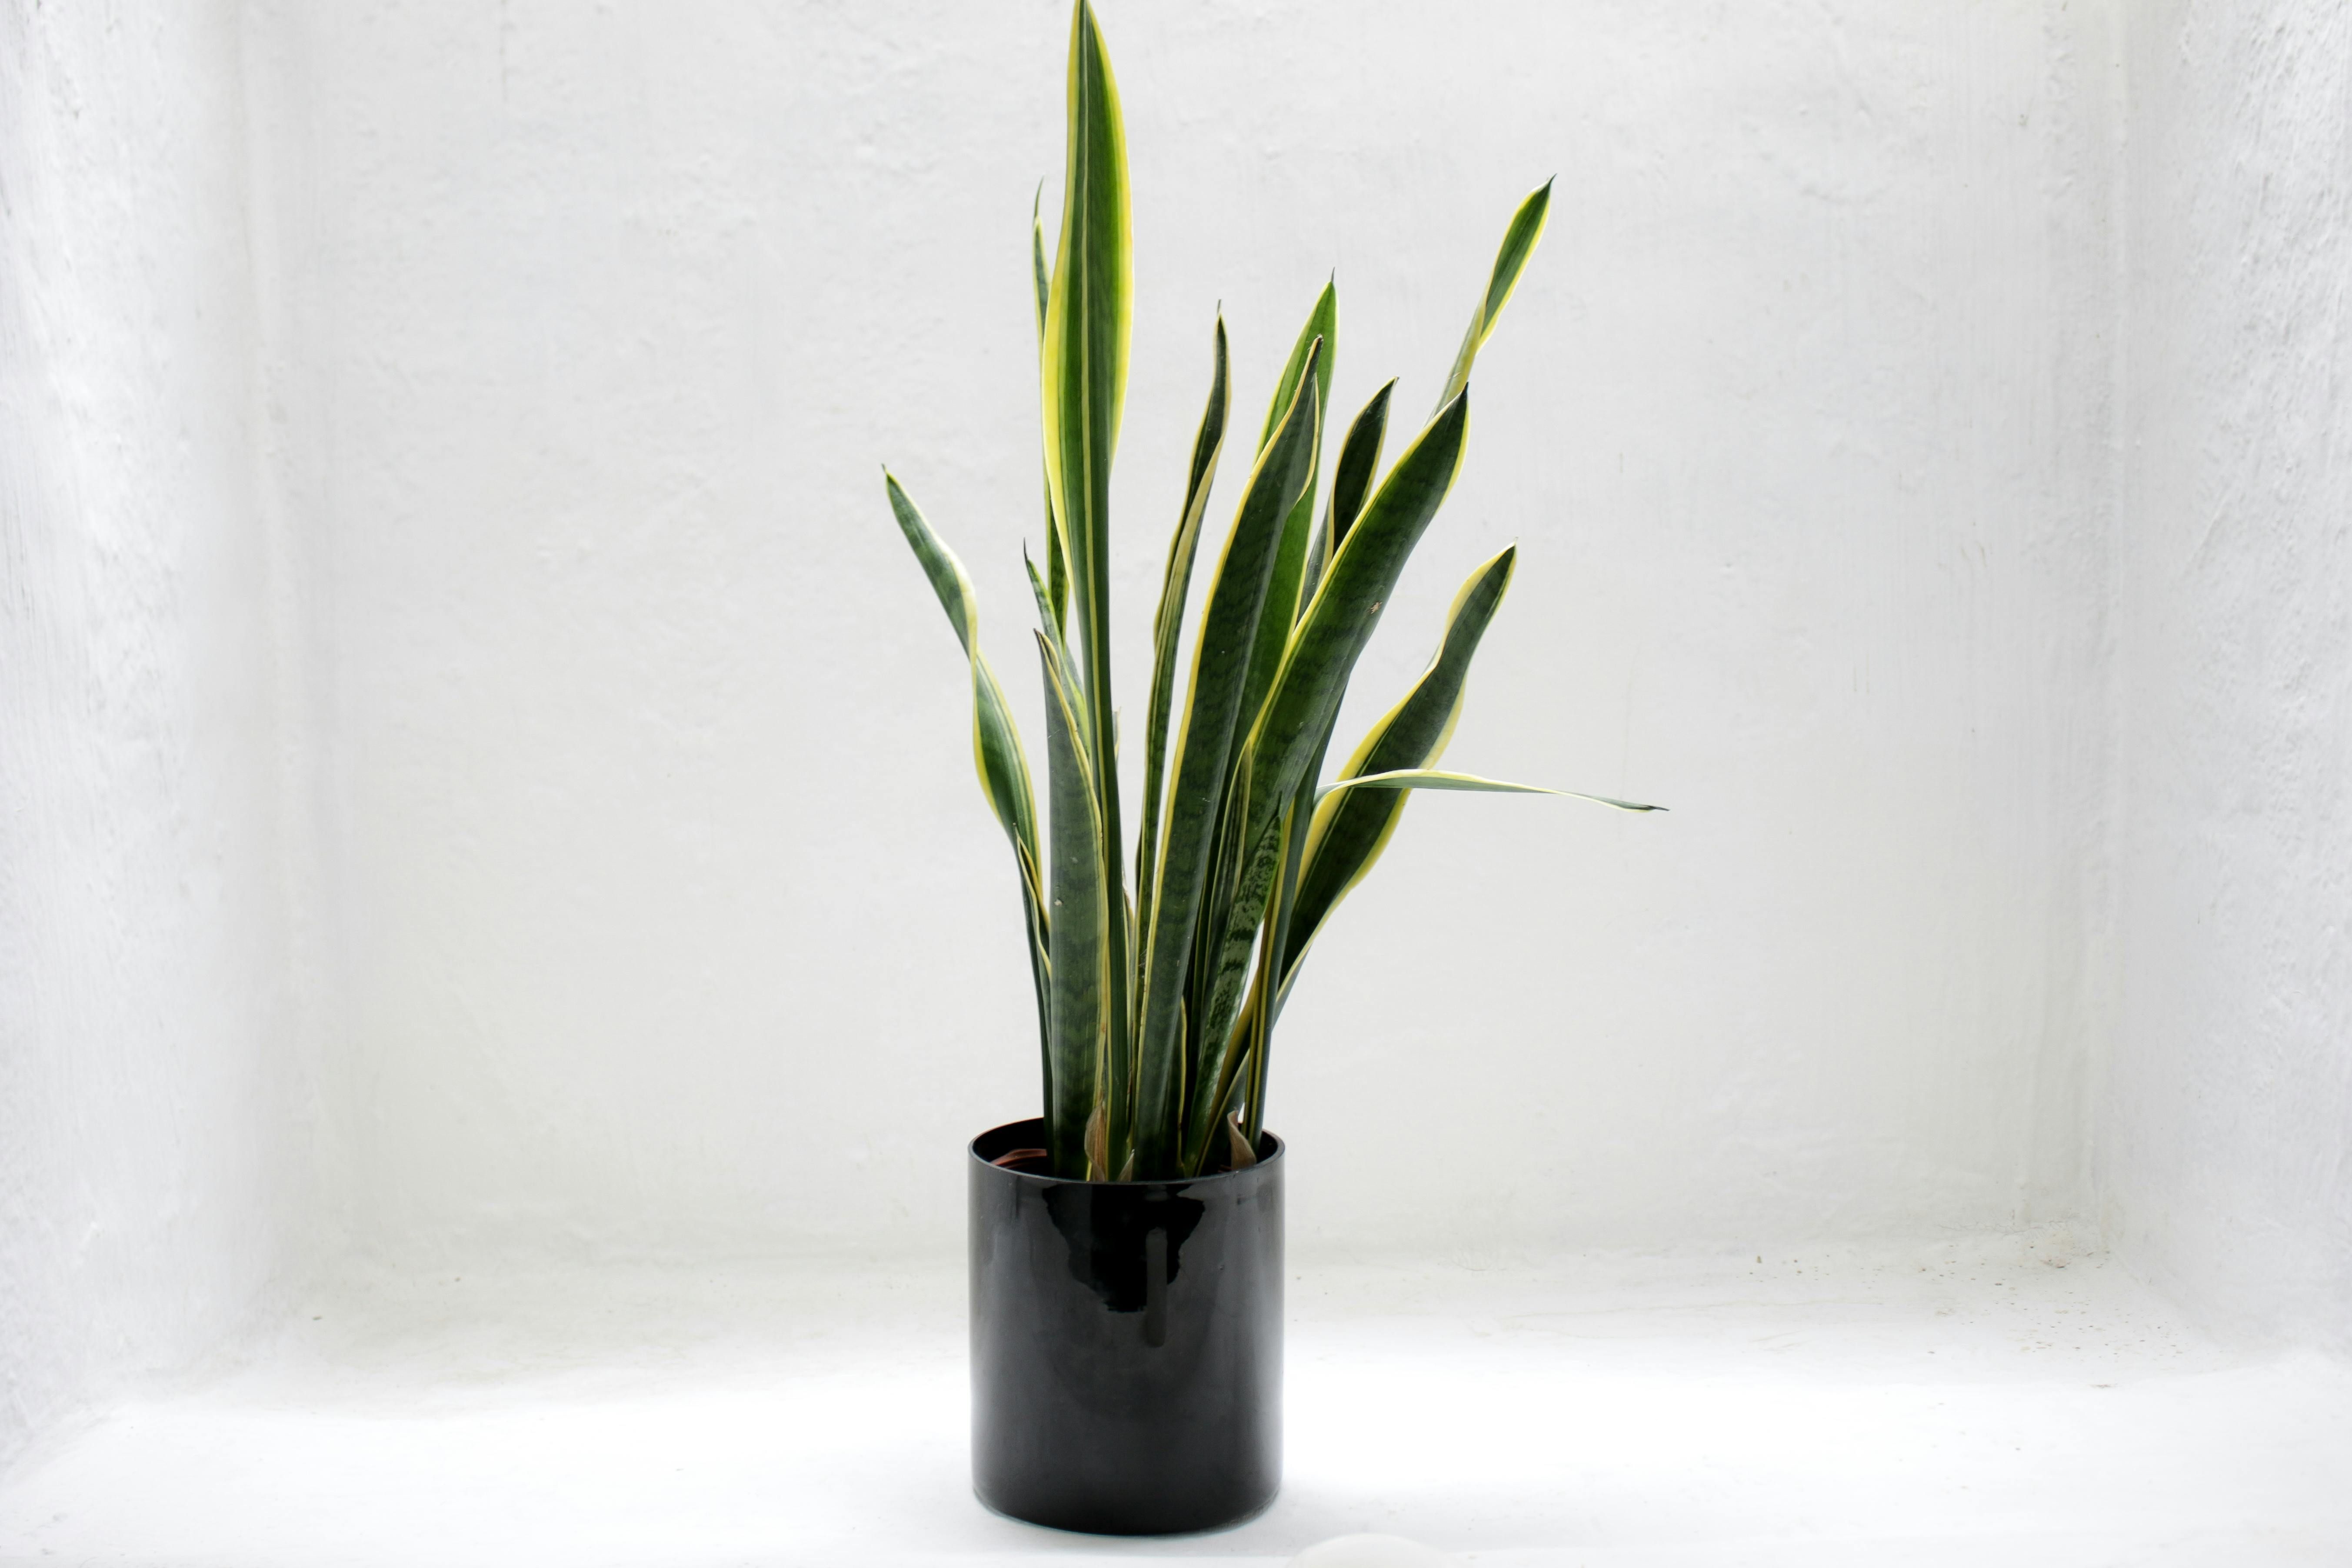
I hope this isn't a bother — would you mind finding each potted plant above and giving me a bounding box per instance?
[885,0,1658,1536]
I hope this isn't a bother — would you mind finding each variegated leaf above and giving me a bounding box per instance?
[1137,316,1230,935]
[1436,179,1551,413]
[1131,342,1322,1178]
[1179,390,1472,1170]
[1039,0,1134,1163]
[1036,632,1107,1178]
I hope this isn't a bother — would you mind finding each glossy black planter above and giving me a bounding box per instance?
[968,1117,1283,1535]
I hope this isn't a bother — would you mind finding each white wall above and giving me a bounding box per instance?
[250,0,2118,1266]
[2106,0,2352,1349]
[10,3,2348,1484]
[0,1,321,1471]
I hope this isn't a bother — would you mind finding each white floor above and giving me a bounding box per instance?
[3,1235,2347,1567]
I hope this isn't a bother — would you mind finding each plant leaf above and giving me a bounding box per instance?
[1284,545,1516,992]
[1033,185,1068,635]
[1130,344,1322,1179]
[1242,769,1312,1143]
[1025,547,1086,718]
[1281,546,1662,995]
[1223,1112,1258,1170]
[1040,0,1133,1169]
[1316,768,1554,797]
[1319,769,1662,805]
[1036,632,1107,1179]
[883,473,1042,891]
[1238,286,1337,745]
[1235,699,1329,1146]
[1137,316,1230,938]
[1084,1104,1110,1181]
[1040,4,1131,639]
[1180,390,1472,1169]
[1436,179,1551,413]
[1321,380,1394,569]
[1248,378,1397,1137]
[1303,383,1393,612]
[885,472,1055,1102]
[1257,280,1338,453]
[1255,388,1472,802]
[1030,183,1050,335]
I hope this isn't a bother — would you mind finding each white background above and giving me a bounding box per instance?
[266,0,2114,1265]
[5,0,2349,1489]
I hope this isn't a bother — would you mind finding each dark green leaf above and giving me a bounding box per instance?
[1137,316,1230,934]
[1036,633,1107,1178]
[1238,286,1338,746]
[1182,390,1472,1168]
[1130,344,1322,1178]
[1040,0,1134,1165]
[1436,179,1550,413]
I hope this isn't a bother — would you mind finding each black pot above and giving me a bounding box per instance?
[967,1117,1284,1535]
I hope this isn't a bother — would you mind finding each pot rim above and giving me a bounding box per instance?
[968,1116,1284,1189]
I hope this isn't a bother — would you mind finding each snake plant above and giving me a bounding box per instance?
[886,0,1657,1181]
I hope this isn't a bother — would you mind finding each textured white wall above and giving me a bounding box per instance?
[2107,0,2352,1349]
[15,0,2351,1487]
[251,0,2118,1265]
[0,2,321,1471]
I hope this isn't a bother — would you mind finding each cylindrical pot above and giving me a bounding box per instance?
[967,1117,1284,1535]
